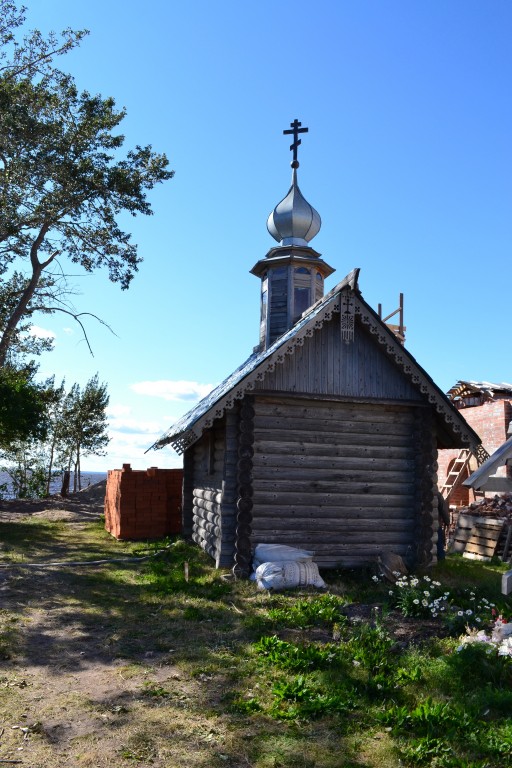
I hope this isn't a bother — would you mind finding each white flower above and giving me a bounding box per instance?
[352,660,361,666]
[372,576,379,582]
[413,599,420,605]
[432,612,438,617]
[433,581,441,587]
[389,590,394,596]
[458,611,464,617]
[422,600,428,607]
[476,617,481,623]
[423,576,431,582]
[423,591,430,596]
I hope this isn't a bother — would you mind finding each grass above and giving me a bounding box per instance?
[0,517,511,767]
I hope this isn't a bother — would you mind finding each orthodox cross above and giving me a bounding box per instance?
[283,119,308,165]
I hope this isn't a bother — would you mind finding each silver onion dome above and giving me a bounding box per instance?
[267,166,321,247]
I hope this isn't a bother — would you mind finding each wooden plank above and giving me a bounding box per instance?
[462,520,504,561]
[253,453,415,471]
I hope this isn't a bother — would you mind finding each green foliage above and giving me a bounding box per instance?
[270,675,355,720]
[267,593,348,628]
[0,1,173,365]
[254,635,343,672]
[0,366,48,448]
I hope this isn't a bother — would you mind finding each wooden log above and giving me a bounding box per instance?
[251,466,413,484]
[252,492,415,508]
[253,415,414,435]
[193,518,221,539]
[254,399,415,423]
[192,497,221,515]
[249,529,414,545]
[253,452,415,471]
[193,488,222,504]
[254,440,414,460]
[253,479,416,495]
[192,506,219,526]
[251,517,416,532]
[254,430,414,448]
[251,503,415,517]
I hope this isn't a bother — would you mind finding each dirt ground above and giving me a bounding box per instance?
[0,484,214,767]
[0,486,452,767]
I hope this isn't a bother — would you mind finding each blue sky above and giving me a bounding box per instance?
[18,1,512,471]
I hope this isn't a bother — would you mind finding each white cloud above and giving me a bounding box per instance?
[29,325,56,339]
[107,404,132,417]
[131,379,215,402]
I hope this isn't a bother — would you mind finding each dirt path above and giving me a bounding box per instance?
[0,486,219,768]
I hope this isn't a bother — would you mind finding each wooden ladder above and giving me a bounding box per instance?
[441,448,472,501]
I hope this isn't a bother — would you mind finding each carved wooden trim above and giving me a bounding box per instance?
[168,286,478,455]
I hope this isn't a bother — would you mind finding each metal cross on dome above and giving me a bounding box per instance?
[283,119,308,166]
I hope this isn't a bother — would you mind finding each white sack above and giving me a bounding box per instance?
[253,543,314,570]
[255,560,325,591]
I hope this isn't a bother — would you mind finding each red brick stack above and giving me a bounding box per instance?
[104,464,183,540]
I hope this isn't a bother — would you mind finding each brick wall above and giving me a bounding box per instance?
[438,398,512,504]
[104,464,183,540]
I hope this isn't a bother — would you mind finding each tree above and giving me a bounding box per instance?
[58,375,109,492]
[0,1,173,365]
[0,365,48,448]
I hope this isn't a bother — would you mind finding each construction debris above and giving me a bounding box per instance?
[449,494,512,562]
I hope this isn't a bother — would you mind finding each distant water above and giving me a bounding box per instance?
[0,470,107,499]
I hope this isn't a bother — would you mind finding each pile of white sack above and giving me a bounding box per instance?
[250,543,326,590]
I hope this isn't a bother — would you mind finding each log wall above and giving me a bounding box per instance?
[189,420,226,566]
[249,396,433,568]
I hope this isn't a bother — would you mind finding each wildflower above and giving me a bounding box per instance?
[476,617,481,623]
[372,576,379,582]
[389,591,394,596]
[458,611,464,617]
[433,581,441,587]
[432,612,438,617]
[413,599,420,605]
[352,660,361,666]
[423,576,431,582]
[466,610,473,616]
[423,591,430,596]
[422,600,428,607]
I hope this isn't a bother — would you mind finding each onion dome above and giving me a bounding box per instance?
[267,165,321,247]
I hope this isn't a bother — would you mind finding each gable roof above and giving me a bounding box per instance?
[150,268,481,455]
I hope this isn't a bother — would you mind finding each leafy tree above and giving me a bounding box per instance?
[58,374,109,492]
[0,439,47,498]
[0,1,173,365]
[0,365,48,448]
